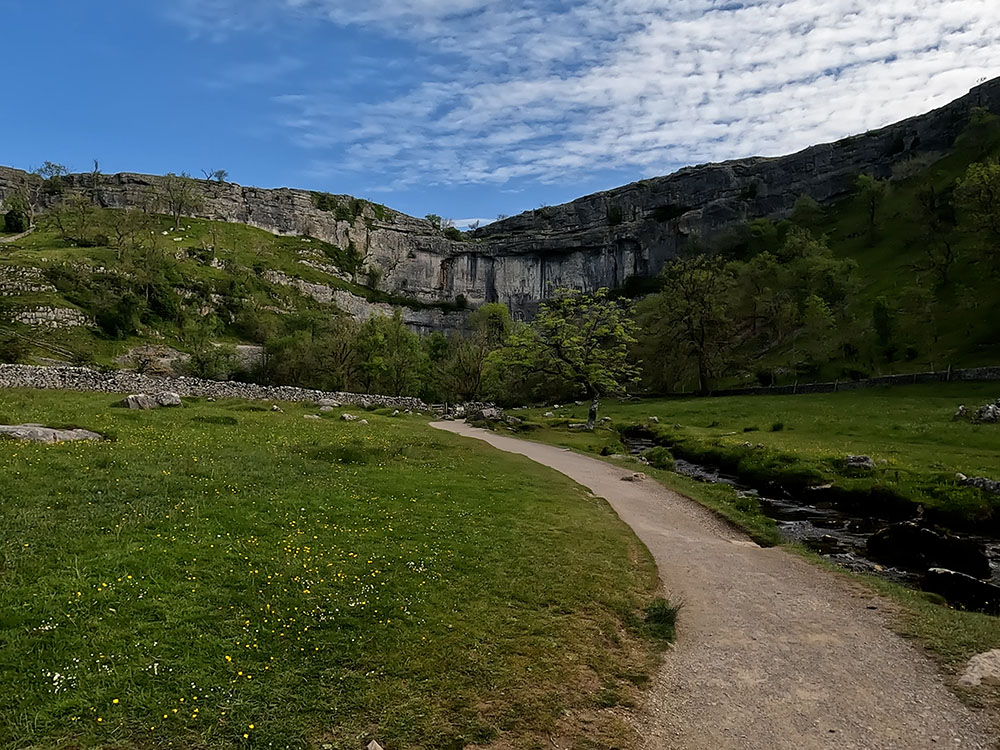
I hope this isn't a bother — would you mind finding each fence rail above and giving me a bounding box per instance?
[682,366,1000,399]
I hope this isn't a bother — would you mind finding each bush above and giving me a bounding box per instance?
[643,597,680,642]
[4,209,29,233]
[0,335,28,364]
[643,446,675,470]
[770,422,785,432]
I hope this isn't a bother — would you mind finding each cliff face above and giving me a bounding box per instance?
[3,77,1000,323]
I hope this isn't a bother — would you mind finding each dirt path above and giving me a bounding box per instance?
[432,421,997,749]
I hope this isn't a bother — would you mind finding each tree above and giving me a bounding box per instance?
[501,288,639,428]
[855,173,888,235]
[955,159,1000,271]
[424,213,442,230]
[637,256,737,395]
[911,183,958,287]
[354,311,427,396]
[201,169,229,183]
[162,172,204,229]
[438,303,511,401]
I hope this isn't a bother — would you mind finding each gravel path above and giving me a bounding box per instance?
[432,421,997,750]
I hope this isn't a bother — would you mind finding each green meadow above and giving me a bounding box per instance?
[0,389,666,750]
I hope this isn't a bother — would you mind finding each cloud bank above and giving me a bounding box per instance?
[169,0,1000,189]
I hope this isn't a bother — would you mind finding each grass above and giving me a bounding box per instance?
[515,383,1000,531]
[0,389,668,750]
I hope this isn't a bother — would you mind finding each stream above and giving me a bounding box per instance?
[623,436,1000,594]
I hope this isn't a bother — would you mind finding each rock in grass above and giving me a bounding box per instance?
[317,399,341,408]
[845,455,876,471]
[319,405,335,413]
[155,392,182,407]
[543,411,555,417]
[974,403,1000,423]
[271,405,283,412]
[121,394,158,410]
[0,424,103,443]
[958,649,1000,687]
[924,568,1000,614]
[959,475,1000,496]
[303,414,321,420]
[367,742,385,750]
[358,419,369,425]
[340,414,357,422]
[648,416,660,424]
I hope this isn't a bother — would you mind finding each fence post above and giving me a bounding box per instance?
[834,379,839,392]
[793,380,798,395]
[946,365,952,382]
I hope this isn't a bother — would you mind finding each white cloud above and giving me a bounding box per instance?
[168,0,1000,189]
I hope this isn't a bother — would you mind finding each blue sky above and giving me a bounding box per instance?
[2,1,998,227]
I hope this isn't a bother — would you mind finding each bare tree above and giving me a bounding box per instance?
[162,172,204,229]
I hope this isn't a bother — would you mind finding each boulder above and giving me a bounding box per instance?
[845,455,876,470]
[271,405,283,413]
[155,392,182,407]
[317,399,342,408]
[505,416,523,426]
[621,472,647,482]
[319,405,335,413]
[648,416,660,424]
[543,411,555,417]
[959,475,1000,496]
[391,410,400,417]
[867,522,992,579]
[468,406,503,422]
[974,403,1000,423]
[358,419,369,425]
[924,568,1000,615]
[121,394,158,410]
[340,414,358,422]
[0,424,103,443]
[958,649,1000,688]
[953,405,969,421]
[303,414,321,420]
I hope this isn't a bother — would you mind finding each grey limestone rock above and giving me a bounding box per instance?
[0,424,103,443]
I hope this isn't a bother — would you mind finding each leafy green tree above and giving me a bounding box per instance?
[855,173,888,235]
[501,288,638,428]
[355,311,427,396]
[424,214,442,230]
[637,256,737,395]
[439,303,511,401]
[955,159,1000,271]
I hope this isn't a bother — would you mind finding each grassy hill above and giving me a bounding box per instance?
[0,212,455,369]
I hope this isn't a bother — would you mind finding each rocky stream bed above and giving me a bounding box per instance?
[623,435,1000,614]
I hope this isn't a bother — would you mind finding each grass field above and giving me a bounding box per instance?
[514,383,1000,531]
[0,389,667,750]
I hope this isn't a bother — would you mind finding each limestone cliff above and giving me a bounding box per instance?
[3,76,1000,323]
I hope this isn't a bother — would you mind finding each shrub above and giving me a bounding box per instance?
[643,446,675,470]
[743,425,759,432]
[4,209,29,233]
[0,335,28,364]
[770,422,785,432]
[643,597,681,642]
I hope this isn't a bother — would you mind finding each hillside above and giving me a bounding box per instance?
[3,78,1000,389]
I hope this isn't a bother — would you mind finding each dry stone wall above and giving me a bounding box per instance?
[11,307,90,328]
[0,364,430,409]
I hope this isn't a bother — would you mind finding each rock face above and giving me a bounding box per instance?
[0,424,103,443]
[867,522,992,579]
[4,79,1000,320]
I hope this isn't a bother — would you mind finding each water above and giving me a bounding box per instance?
[623,438,1000,589]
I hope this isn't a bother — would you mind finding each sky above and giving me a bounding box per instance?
[1,1,998,227]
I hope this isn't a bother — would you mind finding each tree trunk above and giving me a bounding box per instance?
[586,395,600,430]
[697,354,710,395]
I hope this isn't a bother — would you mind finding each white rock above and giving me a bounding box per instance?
[0,424,103,443]
[959,649,1000,687]
[304,414,321,420]
[155,392,182,407]
[122,394,158,410]
[358,419,369,425]
[319,406,335,412]
[341,414,357,422]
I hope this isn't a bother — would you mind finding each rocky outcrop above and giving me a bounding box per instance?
[924,568,1000,615]
[4,78,1000,319]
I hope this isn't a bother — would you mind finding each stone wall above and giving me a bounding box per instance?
[0,364,431,409]
[10,307,90,328]
[0,267,55,296]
